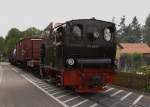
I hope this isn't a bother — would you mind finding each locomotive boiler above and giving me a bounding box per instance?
[40,18,117,92]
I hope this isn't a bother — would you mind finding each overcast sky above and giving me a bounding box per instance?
[0,0,150,37]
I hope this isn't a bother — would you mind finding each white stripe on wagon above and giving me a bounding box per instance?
[102,88,114,93]
[63,96,80,103]
[71,99,89,107]
[132,95,144,105]
[120,92,132,101]
[111,90,123,97]
[89,103,98,107]
[21,74,69,107]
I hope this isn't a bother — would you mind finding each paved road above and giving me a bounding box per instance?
[0,63,64,107]
[0,63,150,107]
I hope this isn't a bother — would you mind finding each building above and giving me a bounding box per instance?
[120,43,150,56]
[117,43,150,71]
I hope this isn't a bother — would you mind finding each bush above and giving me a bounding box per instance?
[144,85,150,92]
[138,66,150,75]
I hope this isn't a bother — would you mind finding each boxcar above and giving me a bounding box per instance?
[15,37,42,70]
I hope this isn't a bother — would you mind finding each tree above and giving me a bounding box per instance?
[117,16,126,40]
[117,16,142,43]
[144,14,150,46]
[0,37,5,55]
[5,28,21,40]
[3,27,42,57]
[22,27,41,38]
[128,16,142,42]
[4,28,21,56]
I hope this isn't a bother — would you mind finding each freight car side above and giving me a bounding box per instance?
[15,37,42,70]
[27,38,42,72]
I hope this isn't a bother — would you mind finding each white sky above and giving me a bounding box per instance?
[0,0,150,37]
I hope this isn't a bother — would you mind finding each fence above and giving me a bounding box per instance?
[112,72,150,91]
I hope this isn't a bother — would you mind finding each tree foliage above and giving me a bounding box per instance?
[22,27,42,38]
[144,14,150,46]
[1,27,41,57]
[138,66,150,75]
[4,28,22,56]
[117,14,150,46]
[0,37,4,55]
[117,16,142,43]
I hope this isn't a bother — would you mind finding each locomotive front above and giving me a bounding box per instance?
[64,19,116,68]
[41,19,117,92]
[63,19,116,92]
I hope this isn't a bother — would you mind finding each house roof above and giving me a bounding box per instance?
[120,43,150,54]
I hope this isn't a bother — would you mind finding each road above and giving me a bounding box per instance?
[0,63,63,107]
[0,63,150,107]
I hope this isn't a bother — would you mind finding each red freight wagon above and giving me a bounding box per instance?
[16,37,42,69]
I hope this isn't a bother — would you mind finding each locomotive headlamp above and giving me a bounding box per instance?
[66,58,75,66]
[104,28,111,41]
[93,32,99,39]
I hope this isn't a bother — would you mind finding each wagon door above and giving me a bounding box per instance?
[31,39,42,60]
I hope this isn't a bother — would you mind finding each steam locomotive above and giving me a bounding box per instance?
[40,19,117,92]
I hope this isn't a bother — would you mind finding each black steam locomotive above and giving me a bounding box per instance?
[40,18,117,92]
